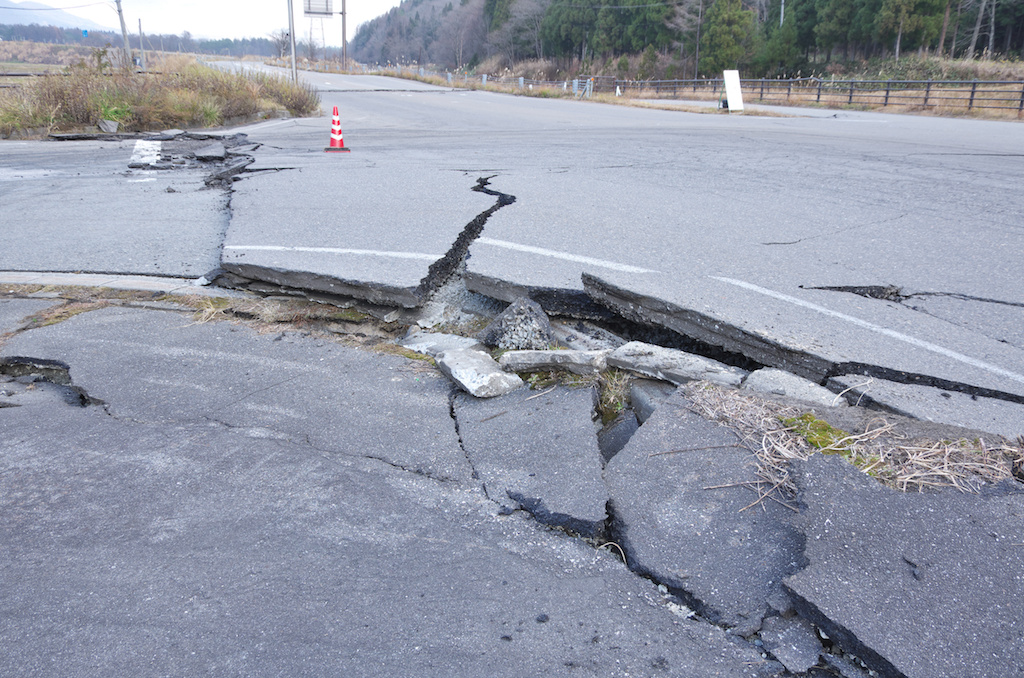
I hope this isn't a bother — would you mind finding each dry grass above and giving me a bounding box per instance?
[0,59,320,137]
[682,381,1022,505]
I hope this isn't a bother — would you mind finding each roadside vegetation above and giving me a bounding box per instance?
[0,48,320,138]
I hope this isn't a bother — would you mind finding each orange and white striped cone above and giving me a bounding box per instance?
[324,105,350,153]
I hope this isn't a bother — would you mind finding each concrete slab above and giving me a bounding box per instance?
[0,374,777,677]
[0,298,60,333]
[608,341,748,387]
[498,349,609,375]
[743,368,844,408]
[0,305,472,482]
[399,330,485,357]
[784,454,1024,678]
[606,388,805,635]
[437,348,524,398]
[453,386,608,538]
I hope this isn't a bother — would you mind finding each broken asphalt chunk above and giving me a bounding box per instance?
[498,349,610,375]
[608,341,748,387]
[436,348,523,398]
[759,614,822,674]
[399,330,485,357]
[453,386,608,538]
[605,388,804,636]
[784,454,1024,678]
[476,297,554,350]
[194,142,227,161]
[629,379,676,424]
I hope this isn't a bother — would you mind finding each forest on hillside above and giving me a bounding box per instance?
[0,23,286,59]
[350,0,1024,77]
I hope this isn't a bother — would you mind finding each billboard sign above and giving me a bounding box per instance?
[304,0,333,16]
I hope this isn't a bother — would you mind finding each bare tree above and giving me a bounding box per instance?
[269,29,290,58]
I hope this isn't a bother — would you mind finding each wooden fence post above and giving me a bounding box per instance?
[816,79,822,102]
[968,81,978,110]
[884,81,890,106]
[848,81,854,105]
[924,80,932,107]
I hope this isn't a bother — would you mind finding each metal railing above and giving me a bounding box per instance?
[375,65,1024,116]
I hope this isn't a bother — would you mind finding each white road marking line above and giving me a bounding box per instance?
[223,245,440,261]
[128,178,156,183]
[130,139,161,165]
[475,238,657,274]
[713,276,1024,386]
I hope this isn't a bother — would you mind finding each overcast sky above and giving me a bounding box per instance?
[27,0,401,43]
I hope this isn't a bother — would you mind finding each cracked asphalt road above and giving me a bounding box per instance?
[209,71,1023,434]
[0,301,779,678]
[2,68,1023,676]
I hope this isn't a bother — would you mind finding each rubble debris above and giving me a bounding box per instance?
[759,614,822,674]
[476,298,554,350]
[399,330,485,357]
[436,348,524,398]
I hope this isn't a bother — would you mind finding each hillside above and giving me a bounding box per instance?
[352,0,1024,78]
[0,0,114,32]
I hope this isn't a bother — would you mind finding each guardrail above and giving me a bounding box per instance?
[8,63,1023,115]
[372,65,1024,116]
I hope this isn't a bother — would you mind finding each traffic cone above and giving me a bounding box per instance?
[324,105,350,153]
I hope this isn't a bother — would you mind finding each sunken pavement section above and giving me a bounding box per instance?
[2,286,1023,677]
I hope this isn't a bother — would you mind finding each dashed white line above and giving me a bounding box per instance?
[223,245,440,261]
[130,139,161,165]
[475,238,657,274]
[713,276,1024,385]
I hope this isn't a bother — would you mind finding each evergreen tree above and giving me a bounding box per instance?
[814,0,854,57]
[762,11,801,73]
[698,0,755,74]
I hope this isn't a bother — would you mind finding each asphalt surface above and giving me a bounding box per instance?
[0,299,779,678]
[3,68,1022,432]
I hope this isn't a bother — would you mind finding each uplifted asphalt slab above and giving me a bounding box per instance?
[785,454,1024,678]
[605,387,804,636]
[0,304,779,677]
[453,386,608,538]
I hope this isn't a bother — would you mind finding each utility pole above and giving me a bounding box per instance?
[287,0,298,82]
[138,19,146,72]
[342,0,347,70]
[115,0,131,69]
[780,0,785,28]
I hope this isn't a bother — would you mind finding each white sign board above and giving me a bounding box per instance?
[723,70,744,112]
[304,0,332,17]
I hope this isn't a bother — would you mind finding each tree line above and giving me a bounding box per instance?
[351,0,1024,75]
[0,23,282,59]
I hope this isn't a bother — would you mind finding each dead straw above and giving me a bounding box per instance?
[681,381,1022,502]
